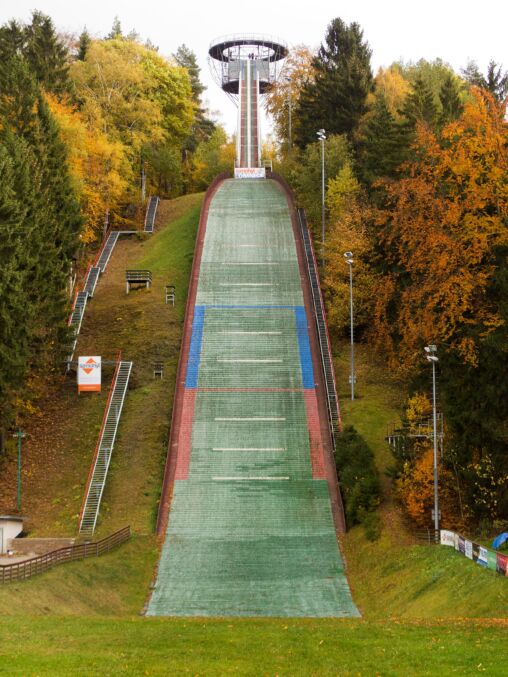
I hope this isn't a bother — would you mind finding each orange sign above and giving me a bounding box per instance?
[78,356,101,392]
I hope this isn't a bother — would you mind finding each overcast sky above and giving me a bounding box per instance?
[1,1,506,135]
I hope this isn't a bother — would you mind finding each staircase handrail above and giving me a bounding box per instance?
[298,208,342,442]
[78,351,122,528]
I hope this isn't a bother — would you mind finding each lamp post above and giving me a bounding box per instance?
[316,129,326,266]
[424,344,439,540]
[344,252,355,400]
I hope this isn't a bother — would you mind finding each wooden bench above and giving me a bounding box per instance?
[153,361,163,378]
[126,270,152,294]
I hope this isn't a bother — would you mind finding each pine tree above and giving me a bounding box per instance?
[400,76,438,130]
[358,95,410,184]
[295,18,373,147]
[24,11,71,95]
[108,16,122,40]
[77,27,91,61]
[462,60,508,101]
[0,20,25,61]
[439,73,463,126]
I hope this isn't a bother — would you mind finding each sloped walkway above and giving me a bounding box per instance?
[148,179,358,617]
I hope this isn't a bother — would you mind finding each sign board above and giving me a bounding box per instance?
[234,167,266,179]
[440,530,455,547]
[78,356,101,393]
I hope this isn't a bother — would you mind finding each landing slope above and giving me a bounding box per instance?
[148,179,358,617]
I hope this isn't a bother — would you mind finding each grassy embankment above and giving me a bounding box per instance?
[334,343,508,619]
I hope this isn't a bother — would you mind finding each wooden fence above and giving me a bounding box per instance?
[0,526,131,584]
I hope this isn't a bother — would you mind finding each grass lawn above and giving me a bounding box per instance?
[0,616,507,676]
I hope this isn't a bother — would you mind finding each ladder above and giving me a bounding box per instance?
[96,232,120,272]
[298,208,341,447]
[83,266,101,298]
[144,196,160,233]
[79,360,133,536]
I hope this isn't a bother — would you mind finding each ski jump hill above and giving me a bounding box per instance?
[147,175,358,617]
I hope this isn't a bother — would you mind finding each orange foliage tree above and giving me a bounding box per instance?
[372,89,508,371]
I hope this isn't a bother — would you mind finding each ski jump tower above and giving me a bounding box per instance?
[209,34,288,178]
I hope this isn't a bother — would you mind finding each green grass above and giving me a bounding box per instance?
[0,616,507,675]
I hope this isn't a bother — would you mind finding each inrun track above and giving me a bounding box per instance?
[147,178,358,617]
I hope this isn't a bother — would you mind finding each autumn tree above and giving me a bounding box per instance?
[324,163,375,334]
[264,45,315,151]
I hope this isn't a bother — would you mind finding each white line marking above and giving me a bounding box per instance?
[217,359,282,363]
[212,476,290,481]
[214,417,286,421]
[212,447,286,451]
[222,331,282,335]
[221,262,278,266]
[219,283,274,286]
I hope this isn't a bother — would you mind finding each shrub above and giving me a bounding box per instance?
[335,425,381,526]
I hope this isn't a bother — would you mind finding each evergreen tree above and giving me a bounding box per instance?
[439,73,463,125]
[358,95,410,184]
[462,60,508,101]
[24,10,71,95]
[0,20,25,61]
[108,16,122,40]
[295,18,373,147]
[77,27,91,61]
[0,55,81,431]
[174,44,204,101]
[400,75,438,130]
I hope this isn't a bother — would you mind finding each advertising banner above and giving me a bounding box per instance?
[472,542,480,562]
[77,356,101,393]
[487,550,497,571]
[496,553,508,576]
[234,167,266,179]
[458,536,465,555]
[464,539,473,560]
[440,530,455,547]
[477,546,488,567]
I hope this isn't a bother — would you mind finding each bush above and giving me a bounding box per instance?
[335,425,381,526]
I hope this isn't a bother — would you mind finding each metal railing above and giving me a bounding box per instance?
[297,208,342,448]
[0,526,131,584]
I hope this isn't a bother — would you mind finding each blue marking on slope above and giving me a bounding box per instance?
[206,305,296,309]
[295,306,315,389]
[185,306,205,388]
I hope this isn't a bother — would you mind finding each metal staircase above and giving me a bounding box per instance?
[297,208,341,447]
[79,359,133,536]
[83,266,101,298]
[144,196,160,233]
[67,291,89,367]
[96,231,120,272]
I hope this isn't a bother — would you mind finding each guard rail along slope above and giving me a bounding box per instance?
[297,208,342,447]
[144,196,160,233]
[1,526,131,584]
[79,356,133,536]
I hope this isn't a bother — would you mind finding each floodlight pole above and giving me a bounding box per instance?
[344,253,355,400]
[425,345,440,541]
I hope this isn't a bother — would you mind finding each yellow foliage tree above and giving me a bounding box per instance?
[46,94,128,242]
[324,163,376,333]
